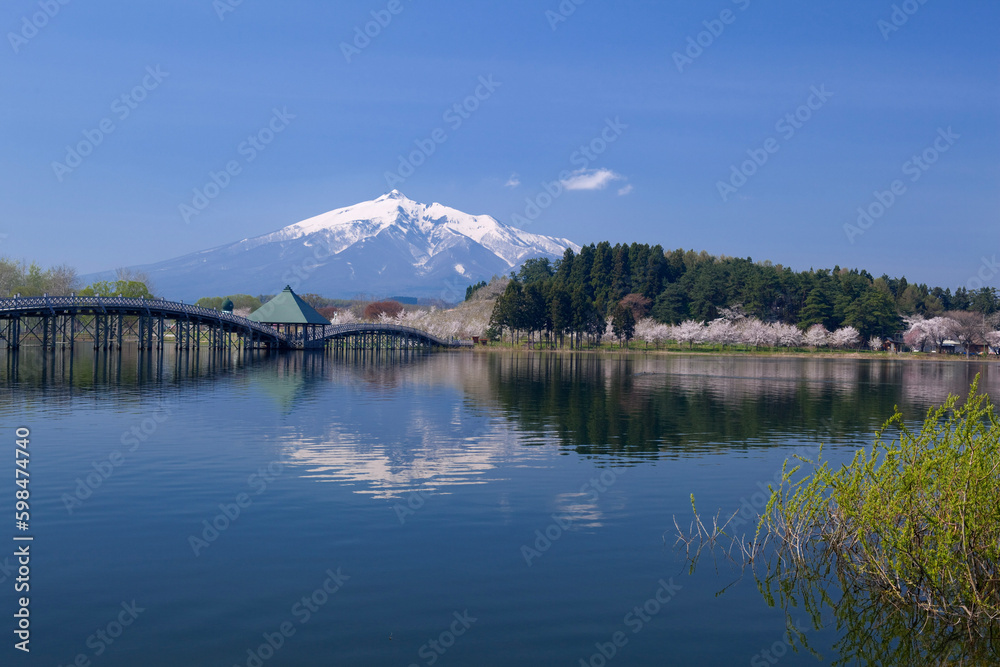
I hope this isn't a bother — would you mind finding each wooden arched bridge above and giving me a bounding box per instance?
[0,296,460,351]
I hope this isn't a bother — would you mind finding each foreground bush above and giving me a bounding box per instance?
[761,377,1000,627]
[678,377,1000,662]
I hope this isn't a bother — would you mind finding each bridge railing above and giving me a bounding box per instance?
[299,321,454,347]
[0,295,287,343]
[0,296,466,348]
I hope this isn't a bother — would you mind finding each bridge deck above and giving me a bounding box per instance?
[0,296,461,350]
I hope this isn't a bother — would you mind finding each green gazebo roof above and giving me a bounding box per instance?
[248,286,329,325]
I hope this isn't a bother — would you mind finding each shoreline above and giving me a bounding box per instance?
[465,346,1000,363]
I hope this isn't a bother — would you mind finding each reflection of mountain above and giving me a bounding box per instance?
[287,420,537,500]
[7,348,997,500]
[269,354,1000,499]
[255,353,551,499]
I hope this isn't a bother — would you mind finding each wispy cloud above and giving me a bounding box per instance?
[505,173,521,188]
[560,168,624,191]
[617,184,633,196]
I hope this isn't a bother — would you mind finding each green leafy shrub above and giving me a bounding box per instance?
[763,377,1000,626]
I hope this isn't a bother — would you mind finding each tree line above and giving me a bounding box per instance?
[486,243,1000,346]
[0,258,78,297]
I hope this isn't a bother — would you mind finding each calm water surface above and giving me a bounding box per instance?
[1,348,996,666]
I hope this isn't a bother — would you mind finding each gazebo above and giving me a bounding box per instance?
[247,286,330,341]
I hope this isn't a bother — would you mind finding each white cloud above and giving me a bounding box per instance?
[504,173,521,188]
[617,184,634,196]
[559,168,624,191]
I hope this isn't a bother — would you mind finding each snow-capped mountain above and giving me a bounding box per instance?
[107,191,579,301]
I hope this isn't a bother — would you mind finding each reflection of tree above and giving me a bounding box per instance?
[484,355,945,457]
[757,555,999,666]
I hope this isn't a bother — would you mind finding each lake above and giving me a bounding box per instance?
[1,348,996,666]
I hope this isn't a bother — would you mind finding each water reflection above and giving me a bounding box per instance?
[4,347,998,500]
[757,556,999,666]
[4,346,999,665]
[481,353,997,457]
[1,344,267,388]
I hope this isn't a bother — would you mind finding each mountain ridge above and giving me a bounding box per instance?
[86,192,579,301]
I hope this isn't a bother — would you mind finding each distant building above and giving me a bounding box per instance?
[941,339,989,356]
[248,286,329,339]
[221,297,234,313]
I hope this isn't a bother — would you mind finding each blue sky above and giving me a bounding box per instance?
[2,0,998,291]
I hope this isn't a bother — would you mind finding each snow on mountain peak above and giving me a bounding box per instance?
[377,189,407,201]
[121,193,580,300]
[252,193,579,269]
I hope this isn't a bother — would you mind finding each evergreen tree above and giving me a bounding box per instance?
[799,281,836,329]
[651,282,689,324]
[590,242,614,305]
[611,302,636,348]
[637,244,667,298]
[610,244,632,300]
[549,287,573,348]
[570,244,596,300]
[843,287,901,339]
[489,279,525,344]
[554,248,575,288]
[517,257,553,284]
[522,282,548,343]
[465,280,487,301]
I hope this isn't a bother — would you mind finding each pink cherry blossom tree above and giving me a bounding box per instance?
[772,322,803,347]
[705,318,739,349]
[803,324,829,348]
[830,326,861,349]
[739,319,775,349]
[671,320,705,348]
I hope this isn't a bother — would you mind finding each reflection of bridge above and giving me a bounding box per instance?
[0,296,460,351]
